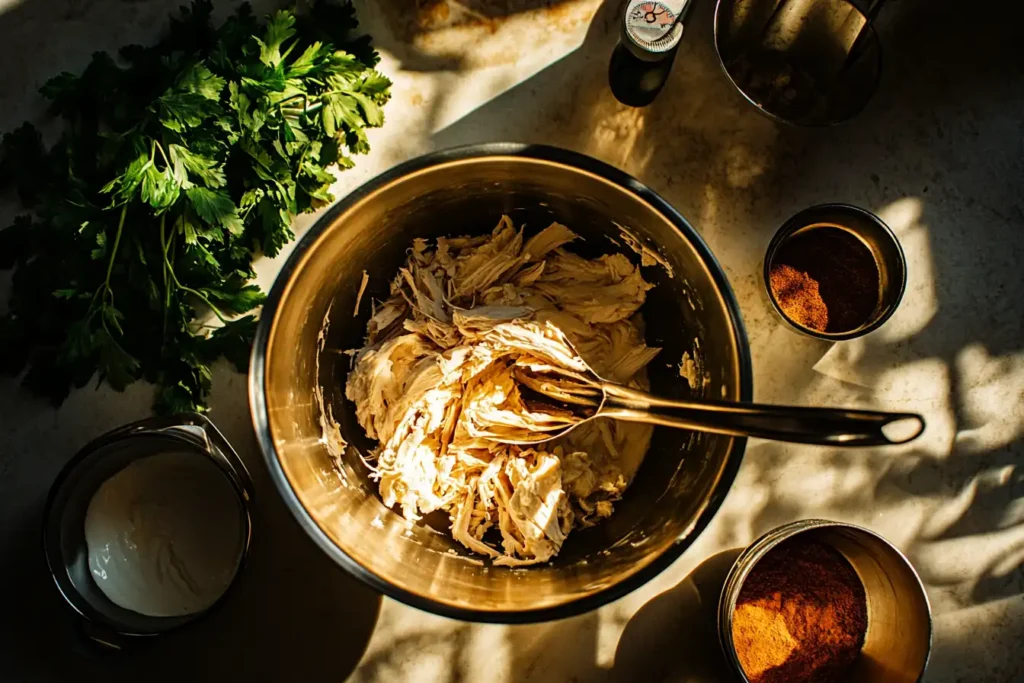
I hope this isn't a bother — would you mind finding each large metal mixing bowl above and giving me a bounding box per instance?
[249,144,752,622]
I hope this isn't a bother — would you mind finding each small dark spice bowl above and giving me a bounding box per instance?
[718,520,932,683]
[764,204,907,341]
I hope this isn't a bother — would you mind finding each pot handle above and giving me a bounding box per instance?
[601,383,925,447]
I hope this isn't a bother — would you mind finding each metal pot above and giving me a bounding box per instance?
[718,520,932,682]
[249,143,752,622]
[713,0,884,126]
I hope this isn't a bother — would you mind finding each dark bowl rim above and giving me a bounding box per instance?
[249,142,754,623]
[762,202,908,341]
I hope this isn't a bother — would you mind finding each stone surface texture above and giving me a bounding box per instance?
[0,0,1021,681]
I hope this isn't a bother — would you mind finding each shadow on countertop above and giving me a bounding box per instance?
[132,428,383,681]
[611,549,742,682]
[499,549,743,683]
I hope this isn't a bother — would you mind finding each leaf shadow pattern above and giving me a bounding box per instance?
[876,438,1024,608]
[808,0,1024,618]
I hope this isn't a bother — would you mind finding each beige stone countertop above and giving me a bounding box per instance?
[0,0,1021,681]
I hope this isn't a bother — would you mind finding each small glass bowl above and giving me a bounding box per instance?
[43,413,253,650]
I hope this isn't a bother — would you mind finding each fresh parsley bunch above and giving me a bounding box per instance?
[0,1,390,413]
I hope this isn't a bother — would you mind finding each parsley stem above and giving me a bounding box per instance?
[277,93,309,107]
[160,226,230,325]
[280,89,351,117]
[154,140,170,169]
[160,215,170,338]
[87,203,128,314]
[295,143,310,173]
[182,285,230,325]
[106,205,127,289]
[161,215,171,290]
[288,101,325,116]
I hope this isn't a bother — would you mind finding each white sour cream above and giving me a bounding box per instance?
[84,451,245,618]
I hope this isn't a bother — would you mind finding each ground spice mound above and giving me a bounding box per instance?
[769,264,829,330]
[732,537,868,683]
[769,226,880,333]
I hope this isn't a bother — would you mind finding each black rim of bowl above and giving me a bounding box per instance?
[249,142,754,623]
[763,203,907,341]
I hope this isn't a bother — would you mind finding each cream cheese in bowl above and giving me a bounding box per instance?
[44,414,252,646]
[84,451,245,618]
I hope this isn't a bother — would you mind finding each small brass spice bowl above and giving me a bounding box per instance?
[764,204,907,341]
[718,520,932,683]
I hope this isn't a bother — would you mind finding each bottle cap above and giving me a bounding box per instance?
[622,0,688,59]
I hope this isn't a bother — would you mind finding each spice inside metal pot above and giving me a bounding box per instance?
[731,535,868,683]
[719,520,932,683]
[768,225,880,333]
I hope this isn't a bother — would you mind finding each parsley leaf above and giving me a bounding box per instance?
[187,187,243,235]
[202,283,266,315]
[168,143,226,188]
[178,63,226,101]
[256,11,298,67]
[158,91,220,132]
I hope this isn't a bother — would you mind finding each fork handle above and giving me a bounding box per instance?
[601,383,924,447]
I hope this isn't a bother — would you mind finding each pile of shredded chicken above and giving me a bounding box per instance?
[345,216,661,566]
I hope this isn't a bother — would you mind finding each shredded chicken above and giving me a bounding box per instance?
[353,270,369,317]
[345,216,661,566]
